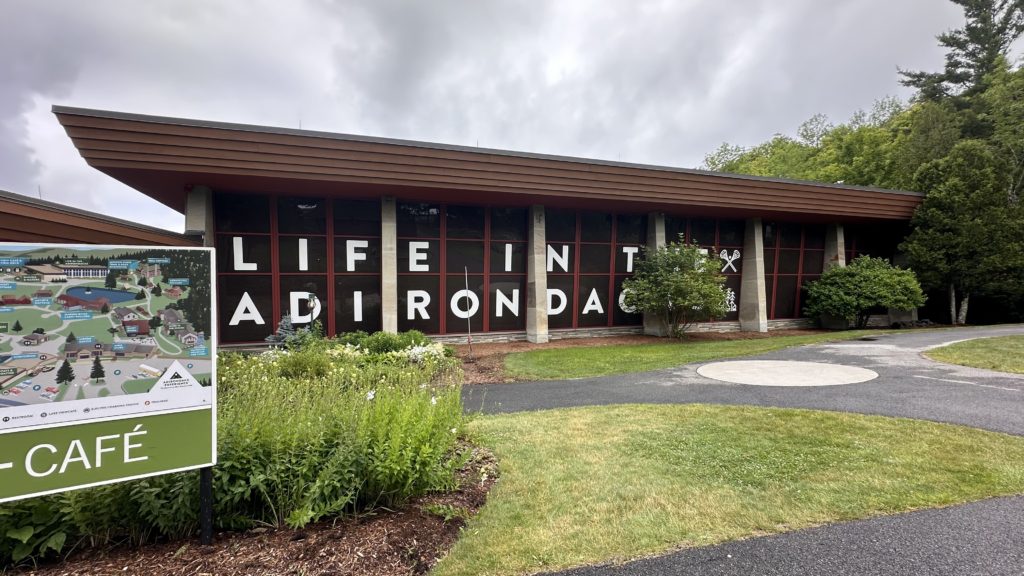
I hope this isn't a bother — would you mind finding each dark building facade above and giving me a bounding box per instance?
[53,106,922,345]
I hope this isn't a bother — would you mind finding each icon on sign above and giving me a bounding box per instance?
[40,412,47,418]
[2,416,8,423]
[114,370,121,376]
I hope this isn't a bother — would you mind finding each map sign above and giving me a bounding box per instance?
[0,243,215,502]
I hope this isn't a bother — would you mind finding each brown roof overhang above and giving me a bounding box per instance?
[0,189,197,246]
[53,106,923,221]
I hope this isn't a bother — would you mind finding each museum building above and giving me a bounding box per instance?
[51,106,923,346]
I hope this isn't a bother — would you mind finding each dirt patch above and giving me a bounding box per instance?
[453,329,833,384]
[18,446,498,576]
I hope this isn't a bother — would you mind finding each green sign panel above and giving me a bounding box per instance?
[0,410,213,501]
[0,243,216,503]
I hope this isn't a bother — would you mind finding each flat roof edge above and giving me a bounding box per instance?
[52,105,925,198]
[0,188,191,240]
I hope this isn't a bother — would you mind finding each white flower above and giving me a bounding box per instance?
[450,428,457,434]
[366,390,376,401]
[431,396,437,405]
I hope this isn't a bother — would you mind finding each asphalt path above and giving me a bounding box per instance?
[462,325,1024,576]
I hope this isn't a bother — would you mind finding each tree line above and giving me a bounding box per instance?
[703,0,1024,324]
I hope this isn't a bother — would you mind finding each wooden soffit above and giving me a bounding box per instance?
[54,106,923,220]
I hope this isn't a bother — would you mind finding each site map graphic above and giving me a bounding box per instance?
[0,244,214,432]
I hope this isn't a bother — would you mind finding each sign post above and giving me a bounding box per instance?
[0,243,216,507]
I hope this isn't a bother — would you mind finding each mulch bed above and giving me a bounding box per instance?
[452,329,832,384]
[18,446,498,576]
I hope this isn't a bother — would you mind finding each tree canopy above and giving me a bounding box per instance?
[701,1,1024,324]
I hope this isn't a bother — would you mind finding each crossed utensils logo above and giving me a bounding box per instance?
[719,249,740,273]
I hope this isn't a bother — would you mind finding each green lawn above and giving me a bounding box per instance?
[505,330,883,380]
[434,405,1024,576]
[926,335,1024,374]
[54,383,71,402]
[56,317,116,343]
[123,378,158,394]
[0,308,63,335]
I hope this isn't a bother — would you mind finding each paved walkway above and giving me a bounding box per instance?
[462,325,1024,576]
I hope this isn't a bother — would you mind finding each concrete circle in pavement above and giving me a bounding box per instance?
[697,360,878,386]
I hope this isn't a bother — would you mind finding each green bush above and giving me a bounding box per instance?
[804,256,926,328]
[622,240,728,337]
[0,332,466,567]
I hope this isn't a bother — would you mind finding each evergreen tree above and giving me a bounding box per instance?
[56,360,75,385]
[151,284,162,297]
[101,303,110,314]
[12,320,22,333]
[899,0,1024,100]
[90,356,105,382]
[104,271,117,289]
[135,289,146,300]
[901,140,1024,323]
[66,332,76,343]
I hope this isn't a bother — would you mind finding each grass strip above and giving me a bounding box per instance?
[504,330,882,380]
[435,404,1024,576]
[925,335,1024,374]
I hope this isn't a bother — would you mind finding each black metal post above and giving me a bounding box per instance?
[199,466,213,545]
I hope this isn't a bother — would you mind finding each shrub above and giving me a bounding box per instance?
[622,240,728,337]
[804,256,926,329]
[0,331,466,566]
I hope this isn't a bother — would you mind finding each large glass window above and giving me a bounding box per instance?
[546,209,645,330]
[397,202,528,334]
[214,192,382,343]
[663,216,745,321]
[763,222,824,320]
[334,199,382,333]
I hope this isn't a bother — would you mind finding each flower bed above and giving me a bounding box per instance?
[0,331,466,567]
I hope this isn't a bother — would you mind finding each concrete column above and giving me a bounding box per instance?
[184,185,214,247]
[643,212,669,336]
[381,197,398,333]
[526,205,549,343]
[738,217,768,332]
[824,223,845,271]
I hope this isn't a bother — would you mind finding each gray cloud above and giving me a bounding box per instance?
[2,0,976,231]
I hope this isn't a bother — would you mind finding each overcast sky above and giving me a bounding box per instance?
[3,0,972,232]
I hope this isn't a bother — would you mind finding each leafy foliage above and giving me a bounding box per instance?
[804,256,926,328]
[900,140,1024,316]
[0,331,466,567]
[622,241,727,337]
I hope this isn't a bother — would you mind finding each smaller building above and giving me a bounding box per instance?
[57,293,109,311]
[32,289,53,298]
[164,286,183,299]
[63,341,155,360]
[177,330,199,347]
[21,333,48,346]
[113,307,139,322]
[139,262,161,279]
[122,319,150,336]
[0,295,31,305]
[25,264,67,283]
